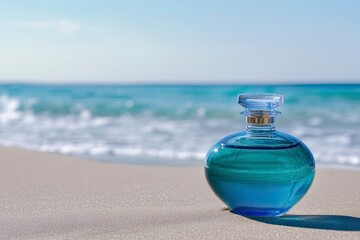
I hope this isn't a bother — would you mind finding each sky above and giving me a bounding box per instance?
[0,0,359,84]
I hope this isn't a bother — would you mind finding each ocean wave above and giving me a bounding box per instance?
[0,108,359,167]
[0,84,359,167]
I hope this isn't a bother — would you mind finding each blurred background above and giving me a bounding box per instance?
[0,1,359,167]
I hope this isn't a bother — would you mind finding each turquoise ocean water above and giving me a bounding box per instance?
[0,84,359,167]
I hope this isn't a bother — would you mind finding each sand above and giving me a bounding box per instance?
[1,146,360,239]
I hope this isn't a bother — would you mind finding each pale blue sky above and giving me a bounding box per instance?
[0,0,359,83]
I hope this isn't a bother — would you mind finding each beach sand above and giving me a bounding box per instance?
[1,146,360,239]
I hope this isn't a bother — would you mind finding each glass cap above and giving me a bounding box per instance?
[238,93,284,111]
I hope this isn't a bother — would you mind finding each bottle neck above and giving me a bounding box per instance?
[245,113,276,135]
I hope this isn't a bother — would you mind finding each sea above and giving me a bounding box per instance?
[0,83,359,168]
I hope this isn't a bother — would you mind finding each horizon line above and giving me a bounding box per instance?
[0,79,360,86]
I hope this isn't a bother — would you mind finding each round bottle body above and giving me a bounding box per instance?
[205,130,315,217]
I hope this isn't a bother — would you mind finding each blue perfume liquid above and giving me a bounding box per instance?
[205,94,315,217]
[205,131,315,216]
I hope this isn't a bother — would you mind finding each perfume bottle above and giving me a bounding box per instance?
[205,94,315,217]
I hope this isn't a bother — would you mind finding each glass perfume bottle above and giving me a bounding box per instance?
[205,93,315,217]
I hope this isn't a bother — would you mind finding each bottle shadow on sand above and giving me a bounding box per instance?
[248,214,360,231]
[221,207,360,231]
